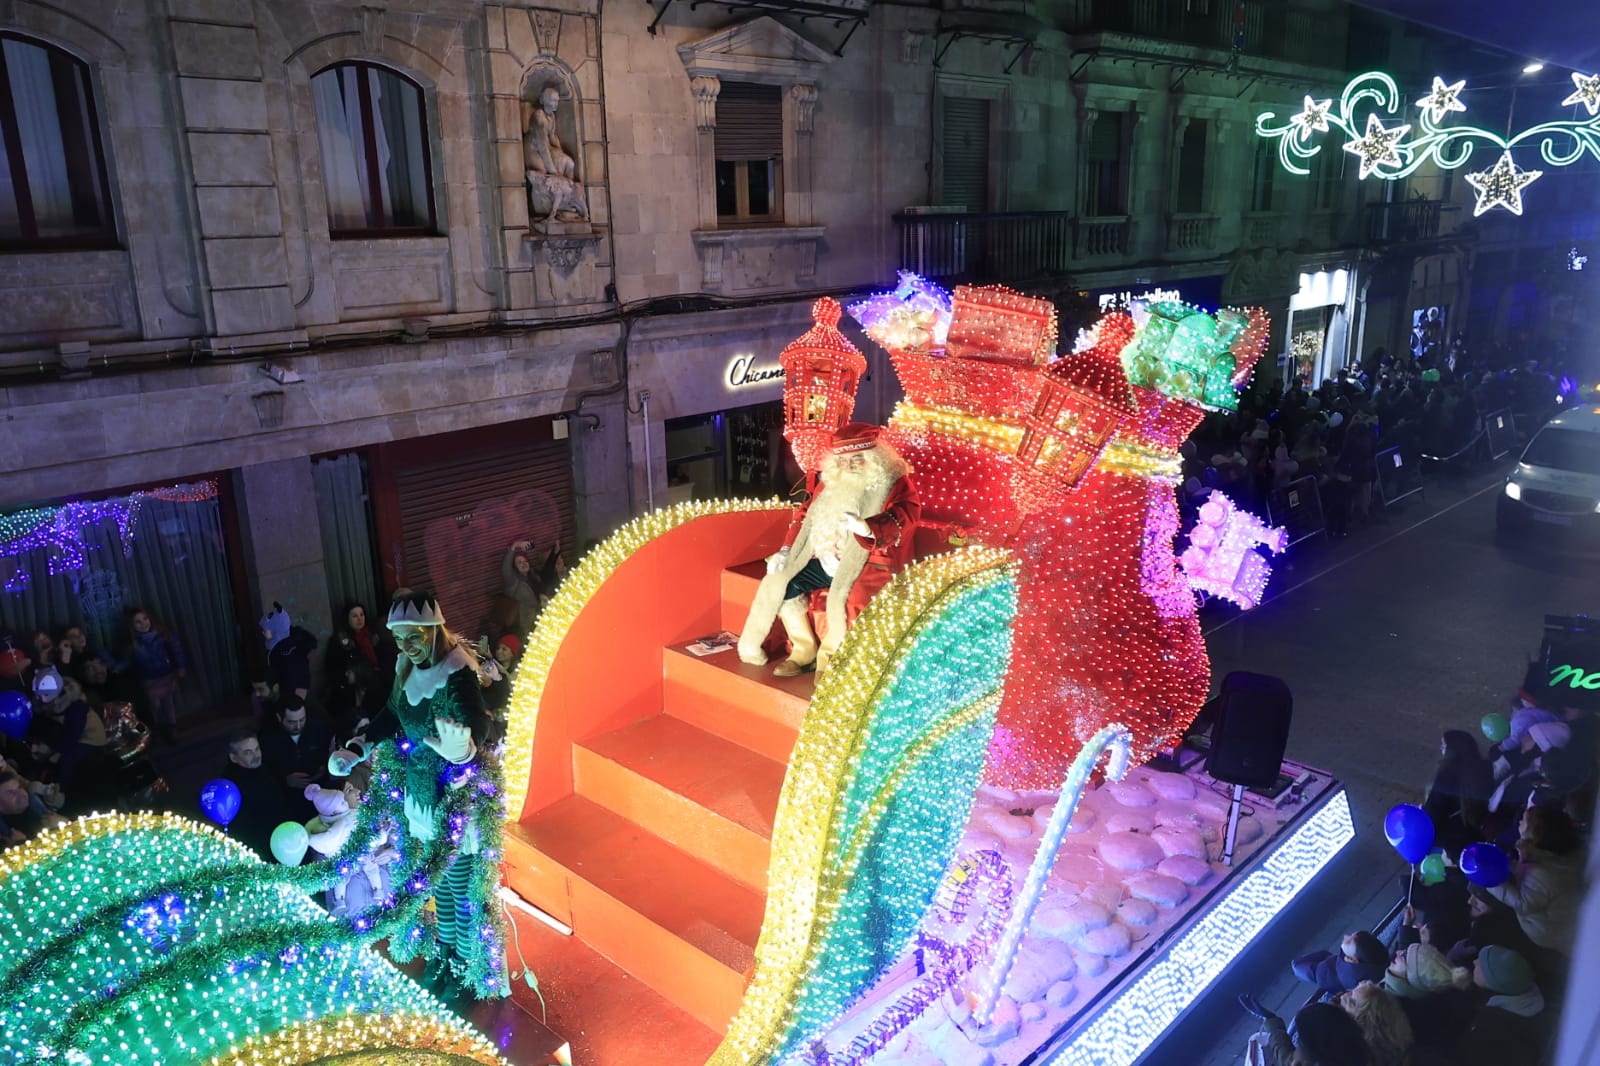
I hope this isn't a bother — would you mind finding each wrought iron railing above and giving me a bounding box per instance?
[1364,199,1447,243]
[892,210,1075,283]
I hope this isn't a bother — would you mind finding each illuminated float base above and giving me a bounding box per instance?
[780,763,1352,1066]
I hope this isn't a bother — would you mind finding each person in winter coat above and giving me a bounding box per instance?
[1292,930,1390,994]
[1239,997,1371,1066]
[117,606,187,745]
[1458,947,1549,1066]
[261,603,317,701]
[322,601,395,732]
[1422,730,1495,856]
[1381,941,1475,1056]
[29,667,118,813]
[1485,805,1584,984]
[221,731,291,862]
[1336,982,1412,1066]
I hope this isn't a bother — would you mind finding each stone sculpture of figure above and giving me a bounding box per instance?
[522,84,589,224]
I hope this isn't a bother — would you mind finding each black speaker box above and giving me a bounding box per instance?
[1205,671,1293,790]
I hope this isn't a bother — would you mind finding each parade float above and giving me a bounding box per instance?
[0,277,1352,1066]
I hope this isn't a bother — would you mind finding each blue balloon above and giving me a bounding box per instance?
[1460,842,1512,888]
[199,778,242,828]
[1383,803,1435,865]
[0,690,30,739]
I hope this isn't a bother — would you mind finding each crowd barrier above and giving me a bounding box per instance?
[1376,445,1425,508]
[1266,475,1327,546]
[1482,408,1516,461]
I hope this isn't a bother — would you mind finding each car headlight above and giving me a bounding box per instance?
[1505,481,1522,501]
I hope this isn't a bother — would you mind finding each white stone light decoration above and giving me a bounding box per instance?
[1464,151,1543,217]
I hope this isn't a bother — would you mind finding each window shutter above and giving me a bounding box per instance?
[940,97,990,211]
[715,82,783,160]
[1088,112,1123,161]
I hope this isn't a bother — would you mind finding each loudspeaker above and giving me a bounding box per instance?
[1205,671,1293,790]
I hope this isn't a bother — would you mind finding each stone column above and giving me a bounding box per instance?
[234,456,332,681]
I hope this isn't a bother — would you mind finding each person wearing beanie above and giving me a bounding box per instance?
[1459,946,1547,1066]
[1382,941,1475,1054]
[1291,929,1390,994]
[261,603,317,701]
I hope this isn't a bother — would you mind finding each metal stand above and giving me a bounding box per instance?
[1222,783,1246,866]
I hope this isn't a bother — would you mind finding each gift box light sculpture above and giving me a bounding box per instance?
[1179,491,1288,609]
[780,298,868,472]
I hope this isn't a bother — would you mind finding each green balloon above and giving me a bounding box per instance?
[1481,712,1510,744]
[1420,853,1448,885]
[269,820,309,866]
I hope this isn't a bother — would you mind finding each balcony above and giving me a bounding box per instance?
[1061,0,1345,67]
[1243,212,1288,247]
[892,210,1074,284]
[1075,216,1131,258]
[1165,213,1219,256]
[1364,200,1451,244]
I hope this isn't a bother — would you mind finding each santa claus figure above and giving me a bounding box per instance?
[738,423,920,676]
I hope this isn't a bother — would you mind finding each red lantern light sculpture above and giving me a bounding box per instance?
[780,297,867,473]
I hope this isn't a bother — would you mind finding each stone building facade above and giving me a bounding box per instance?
[0,0,1576,686]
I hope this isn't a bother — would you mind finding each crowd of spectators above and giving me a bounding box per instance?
[1180,343,1564,540]
[1243,671,1596,1066]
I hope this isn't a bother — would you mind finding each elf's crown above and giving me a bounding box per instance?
[386,593,446,630]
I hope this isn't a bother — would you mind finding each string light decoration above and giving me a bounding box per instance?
[709,548,1016,1066]
[967,724,1133,1026]
[780,298,868,473]
[846,279,1269,786]
[500,498,791,822]
[848,271,954,354]
[1046,791,1355,1065]
[0,480,218,591]
[1256,69,1600,214]
[1463,150,1543,216]
[1179,491,1288,609]
[944,285,1059,367]
[0,812,509,1066]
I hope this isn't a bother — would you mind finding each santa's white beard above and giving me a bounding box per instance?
[807,448,904,574]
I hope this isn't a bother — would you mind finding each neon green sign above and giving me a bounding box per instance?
[1255,70,1600,216]
[1550,663,1600,690]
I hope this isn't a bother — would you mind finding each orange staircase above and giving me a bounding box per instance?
[504,528,808,1036]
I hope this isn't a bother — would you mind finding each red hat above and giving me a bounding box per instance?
[497,634,523,655]
[831,422,883,454]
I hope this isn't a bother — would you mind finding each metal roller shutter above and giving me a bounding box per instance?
[392,436,574,640]
[715,82,783,160]
[941,97,990,211]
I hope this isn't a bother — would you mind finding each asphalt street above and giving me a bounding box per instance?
[1144,458,1600,1066]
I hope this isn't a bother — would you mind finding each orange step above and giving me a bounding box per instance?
[506,795,763,1032]
[719,559,768,632]
[574,715,785,891]
[661,644,810,765]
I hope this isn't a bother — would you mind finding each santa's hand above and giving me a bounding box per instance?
[841,511,871,538]
[765,547,791,575]
[423,718,476,764]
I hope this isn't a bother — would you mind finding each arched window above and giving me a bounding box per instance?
[311,62,436,235]
[0,33,115,250]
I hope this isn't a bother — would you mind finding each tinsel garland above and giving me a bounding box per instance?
[10,740,508,1058]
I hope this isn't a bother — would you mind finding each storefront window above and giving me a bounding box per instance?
[665,403,788,504]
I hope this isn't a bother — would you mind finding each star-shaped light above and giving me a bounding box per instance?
[1415,76,1467,123]
[1290,96,1332,137]
[1561,71,1600,116]
[1341,113,1411,178]
[1464,151,1542,216]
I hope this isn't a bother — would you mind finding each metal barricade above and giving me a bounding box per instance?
[1266,475,1326,546]
[1377,444,1424,507]
[1483,408,1516,461]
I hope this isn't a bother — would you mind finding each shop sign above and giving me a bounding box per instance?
[1550,663,1600,690]
[726,353,784,390]
[1097,286,1182,311]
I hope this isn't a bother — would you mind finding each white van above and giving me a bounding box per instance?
[1498,405,1600,537]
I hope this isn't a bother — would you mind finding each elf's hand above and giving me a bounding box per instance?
[424,718,475,765]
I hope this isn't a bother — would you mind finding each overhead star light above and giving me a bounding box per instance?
[1342,113,1410,177]
[1416,76,1467,123]
[1562,71,1600,116]
[1290,95,1332,136]
[1465,151,1543,216]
